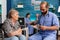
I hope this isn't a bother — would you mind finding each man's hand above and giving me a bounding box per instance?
[40,26,47,30]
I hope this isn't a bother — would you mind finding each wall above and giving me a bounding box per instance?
[0,0,7,23]
[7,0,60,20]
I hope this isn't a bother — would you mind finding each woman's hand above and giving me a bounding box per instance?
[16,28,22,36]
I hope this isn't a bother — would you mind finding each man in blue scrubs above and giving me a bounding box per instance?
[29,1,59,40]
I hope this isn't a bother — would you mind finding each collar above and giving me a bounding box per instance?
[41,11,49,17]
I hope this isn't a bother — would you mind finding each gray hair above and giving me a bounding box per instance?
[8,9,18,18]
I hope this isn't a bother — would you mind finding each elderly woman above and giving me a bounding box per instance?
[2,9,26,40]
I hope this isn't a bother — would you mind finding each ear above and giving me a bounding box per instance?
[47,6,49,9]
[46,6,49,10]
[11,14,13,18]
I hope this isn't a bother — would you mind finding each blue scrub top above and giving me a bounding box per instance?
[25,18,34,34]
[38,11,59,35]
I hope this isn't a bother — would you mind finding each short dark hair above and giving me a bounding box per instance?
[26,13,30,17]
[40,1,49,8]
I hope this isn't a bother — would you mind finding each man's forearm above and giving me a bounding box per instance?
[46,26,59,30]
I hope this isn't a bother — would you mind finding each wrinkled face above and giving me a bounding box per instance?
[40,4,48,13]
[11,12,19,21]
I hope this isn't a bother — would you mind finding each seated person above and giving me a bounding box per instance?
[2,9,26,40]
[28,1,59,40]
[25,13,34,36]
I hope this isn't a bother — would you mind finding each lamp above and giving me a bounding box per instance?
[17,3,23,8]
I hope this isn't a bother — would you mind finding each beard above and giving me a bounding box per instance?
[41,11,47,15]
